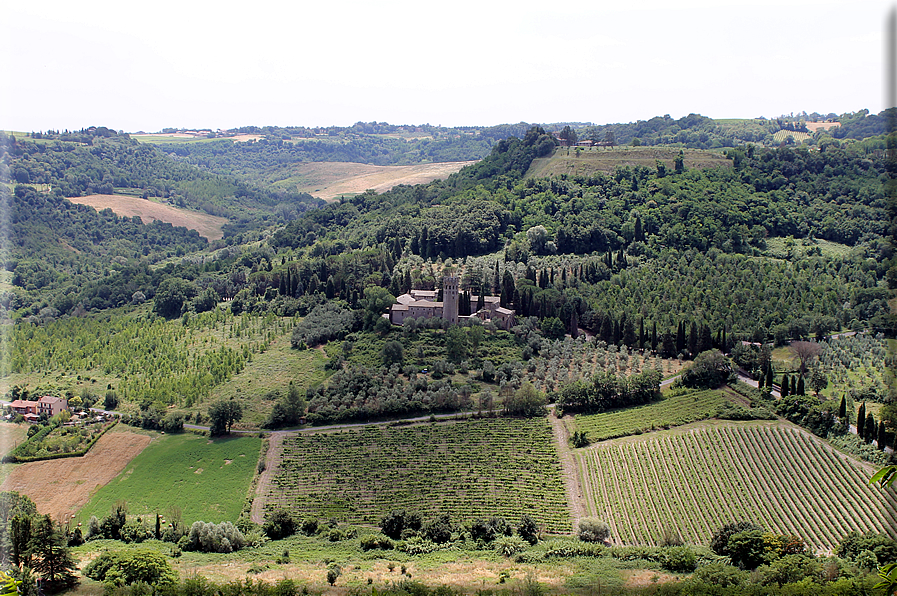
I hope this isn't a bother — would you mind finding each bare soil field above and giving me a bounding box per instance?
[805,122,840,132]
[289,161,476,201]
[528,147,730,179]
[0,430,152,520]
[67,194,228,240]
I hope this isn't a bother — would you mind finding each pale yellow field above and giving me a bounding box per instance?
[67,194,228,240]
[288,161,476,201]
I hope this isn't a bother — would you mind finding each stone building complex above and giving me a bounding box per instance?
[389,276,515,330]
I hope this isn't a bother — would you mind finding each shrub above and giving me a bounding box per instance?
[577,518,610,543]
[518,514,539,545]
[184,521,246,553]
[360,534,395,551]
[660,546,697,572]
[264,508,297,540]
[84,549,178,587]
[495,535,528,557]
[300,518,319,536]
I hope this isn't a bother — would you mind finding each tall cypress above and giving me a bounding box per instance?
[838,395,847,419]
[796,375,805,396]
[877,422,887,450]
[781,375,789,397]
[766,367,774,388]
[865,413,876,444]
[857,402,866,438]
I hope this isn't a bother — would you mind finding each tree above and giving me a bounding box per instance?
[679,350,733,389]
[789,341,822,375]
[382,340,404,366]
[445,326,468,363]
[577,518,610,543]
[541,317,565,340]
[838,394,847,420]
[263,508,297,540]
[808,367,828,396]
[518,514,539,545]
[504,382,546,417]
[208,399,243,435]
[781,375,790,397]
[865,413,876,444]
[28,515,78,591]
[84,548,177,587]
[359,286,395,330]
[153,277,196,318]
[858,402,867,438]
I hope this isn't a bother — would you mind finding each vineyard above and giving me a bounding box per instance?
[576,422,897,551]
[6,306,294,408]
[570,389,735,441]
[266,417,569,532]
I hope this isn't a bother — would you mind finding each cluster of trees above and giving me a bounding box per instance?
[556,370,661,414]
[304,365,472,425]
[377,509,539,547]
[0,492,78,592]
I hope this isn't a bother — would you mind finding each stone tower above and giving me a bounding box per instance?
[442,276,459,325]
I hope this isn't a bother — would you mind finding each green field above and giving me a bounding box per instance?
[79,432,261,524]
[267,417,569,532]
[570,389,736,442]
[576,422,896,551]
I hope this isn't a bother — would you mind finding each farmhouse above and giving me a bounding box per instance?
[38,396,68,417]
[9,400,38,415]
[389,276,515,330]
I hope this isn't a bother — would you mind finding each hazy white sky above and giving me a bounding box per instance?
[2,0,893,132]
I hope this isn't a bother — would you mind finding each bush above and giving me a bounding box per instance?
[360,534,395,551]
[495,535,528,557]
[184,521,246,553]
[300,518,319,536]
[423,514,453,544]
[577,518,610,543]
[680,350,734,389]
[263,508,297,540]
[660,546,697,572]
[517,514,539,545]
[84,549,178,587]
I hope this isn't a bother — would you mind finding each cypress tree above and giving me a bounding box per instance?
[796,375,805,396]
[765,367,774,389]
[865,413,875,444]
[857,402,866,438]
[781,375,789,397]
[651,322,658,352]
[877,422,887,450]
[676,322,685,353]
[838,395,847,419]
[863,412,878,443]
[687,322,698,356]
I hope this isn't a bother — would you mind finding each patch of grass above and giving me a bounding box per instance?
[210,334,328,427]
[79,432,261,524]
[0,423,28,458]
[763,236,854,260]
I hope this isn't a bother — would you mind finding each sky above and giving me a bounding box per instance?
[2,0,894,132]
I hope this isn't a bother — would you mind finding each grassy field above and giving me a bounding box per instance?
[568,389,736,442]
[527,147,730,179]
[763,236,854,260]
[79,431,261,525]
[576,421,895,551]
[265,417,570,532]
[210,334,329,428]
[0,423,29,458]
[65,194,228,240]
